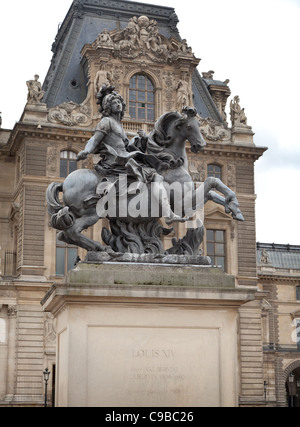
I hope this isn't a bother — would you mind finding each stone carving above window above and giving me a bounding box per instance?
[48,101,92,127]
[198,117,231,142]
[95,16,196,63]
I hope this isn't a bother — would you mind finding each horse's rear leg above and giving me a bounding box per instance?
[62,214,109,252]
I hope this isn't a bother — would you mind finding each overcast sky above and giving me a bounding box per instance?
[1,0,300,245]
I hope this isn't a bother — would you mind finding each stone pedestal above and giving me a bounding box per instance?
[42,262,255,407]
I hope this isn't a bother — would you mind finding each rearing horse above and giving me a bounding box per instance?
[46,107,244,253]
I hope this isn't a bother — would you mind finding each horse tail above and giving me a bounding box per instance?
[46,182,74,230]
[46,182,63,215]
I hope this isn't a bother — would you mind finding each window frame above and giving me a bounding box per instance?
[60,150,77,178]
[207,164,222,180]
[206,229,227,272]
[129,74,155,122]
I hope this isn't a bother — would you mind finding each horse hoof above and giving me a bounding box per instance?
[233,212,245,221]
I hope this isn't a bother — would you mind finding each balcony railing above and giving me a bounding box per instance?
[123,120,155,134]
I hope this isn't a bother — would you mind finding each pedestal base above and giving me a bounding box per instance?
[42,262,255,407]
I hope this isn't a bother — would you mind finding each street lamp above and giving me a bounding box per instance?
[43,368,51,408]
[289,373,295,407]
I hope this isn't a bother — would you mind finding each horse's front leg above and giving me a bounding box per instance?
[198,178,245,221]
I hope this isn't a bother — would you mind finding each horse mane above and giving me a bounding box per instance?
[147,111,183,154]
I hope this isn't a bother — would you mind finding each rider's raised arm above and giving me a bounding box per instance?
[77,130,106,161]
[77,116,113,161]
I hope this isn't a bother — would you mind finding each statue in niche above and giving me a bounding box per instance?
[26,75,45,103]
[177,73,193,111]
[94,63,114,96]
[46,85,244,263]
[230,95,248,127]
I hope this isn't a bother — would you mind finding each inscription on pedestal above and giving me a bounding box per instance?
[87,326,221,407]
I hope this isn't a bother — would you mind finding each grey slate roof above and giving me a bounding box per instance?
[257,243,300,270]
[42,0,223,123]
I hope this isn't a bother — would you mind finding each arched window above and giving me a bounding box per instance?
[129,74,155,121]
[60,151,77,178]
[207,164,222,180]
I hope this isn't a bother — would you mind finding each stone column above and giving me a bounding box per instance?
[5,305,18,402]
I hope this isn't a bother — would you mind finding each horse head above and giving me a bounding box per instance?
[177,107,206,153]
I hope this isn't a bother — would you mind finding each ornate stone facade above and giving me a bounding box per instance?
[0,0,296,408]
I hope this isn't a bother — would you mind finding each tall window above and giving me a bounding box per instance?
[129,74,155,121]
[60,151,77,178]
[296,286,300,301]
[207,164,222,180]
[56,235,78,276]
[206,229,226,271]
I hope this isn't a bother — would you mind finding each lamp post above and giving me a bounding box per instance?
[43,368,51,408]
[289,373,295,408]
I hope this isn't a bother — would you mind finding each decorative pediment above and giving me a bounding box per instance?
[205,206,232,221]
[94,16,197,64]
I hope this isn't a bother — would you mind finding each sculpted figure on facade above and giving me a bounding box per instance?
[96,29,113,47]
[95,15,194,63]
[26,75,45,103]
[177,73,193,111]
[94,63,114,96]
[230,95,248,127]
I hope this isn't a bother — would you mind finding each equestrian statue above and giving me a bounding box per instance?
[46,85,244,262]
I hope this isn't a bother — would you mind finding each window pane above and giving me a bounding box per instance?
[148,92,154,103]
[69,161,77,175]
[206,230,214,241]
[67,248,78,273]
[129,91,136,101]
[129,107,136,118]
[148,108,154,121]
[147,78,154,91]
[56,247,66,276]
[60,159,68,178]
[216,230,225,242]
[138,91,146,102]
[207,243,214,255]
[216,257,225,271]
[138,109,146,120]
[60,151,69,159]
[69,152,77,160]
[138,76,145,89]
[216,243,225,255]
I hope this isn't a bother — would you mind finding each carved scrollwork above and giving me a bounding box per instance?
[199,117,231,142]
[48,101,92,127]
